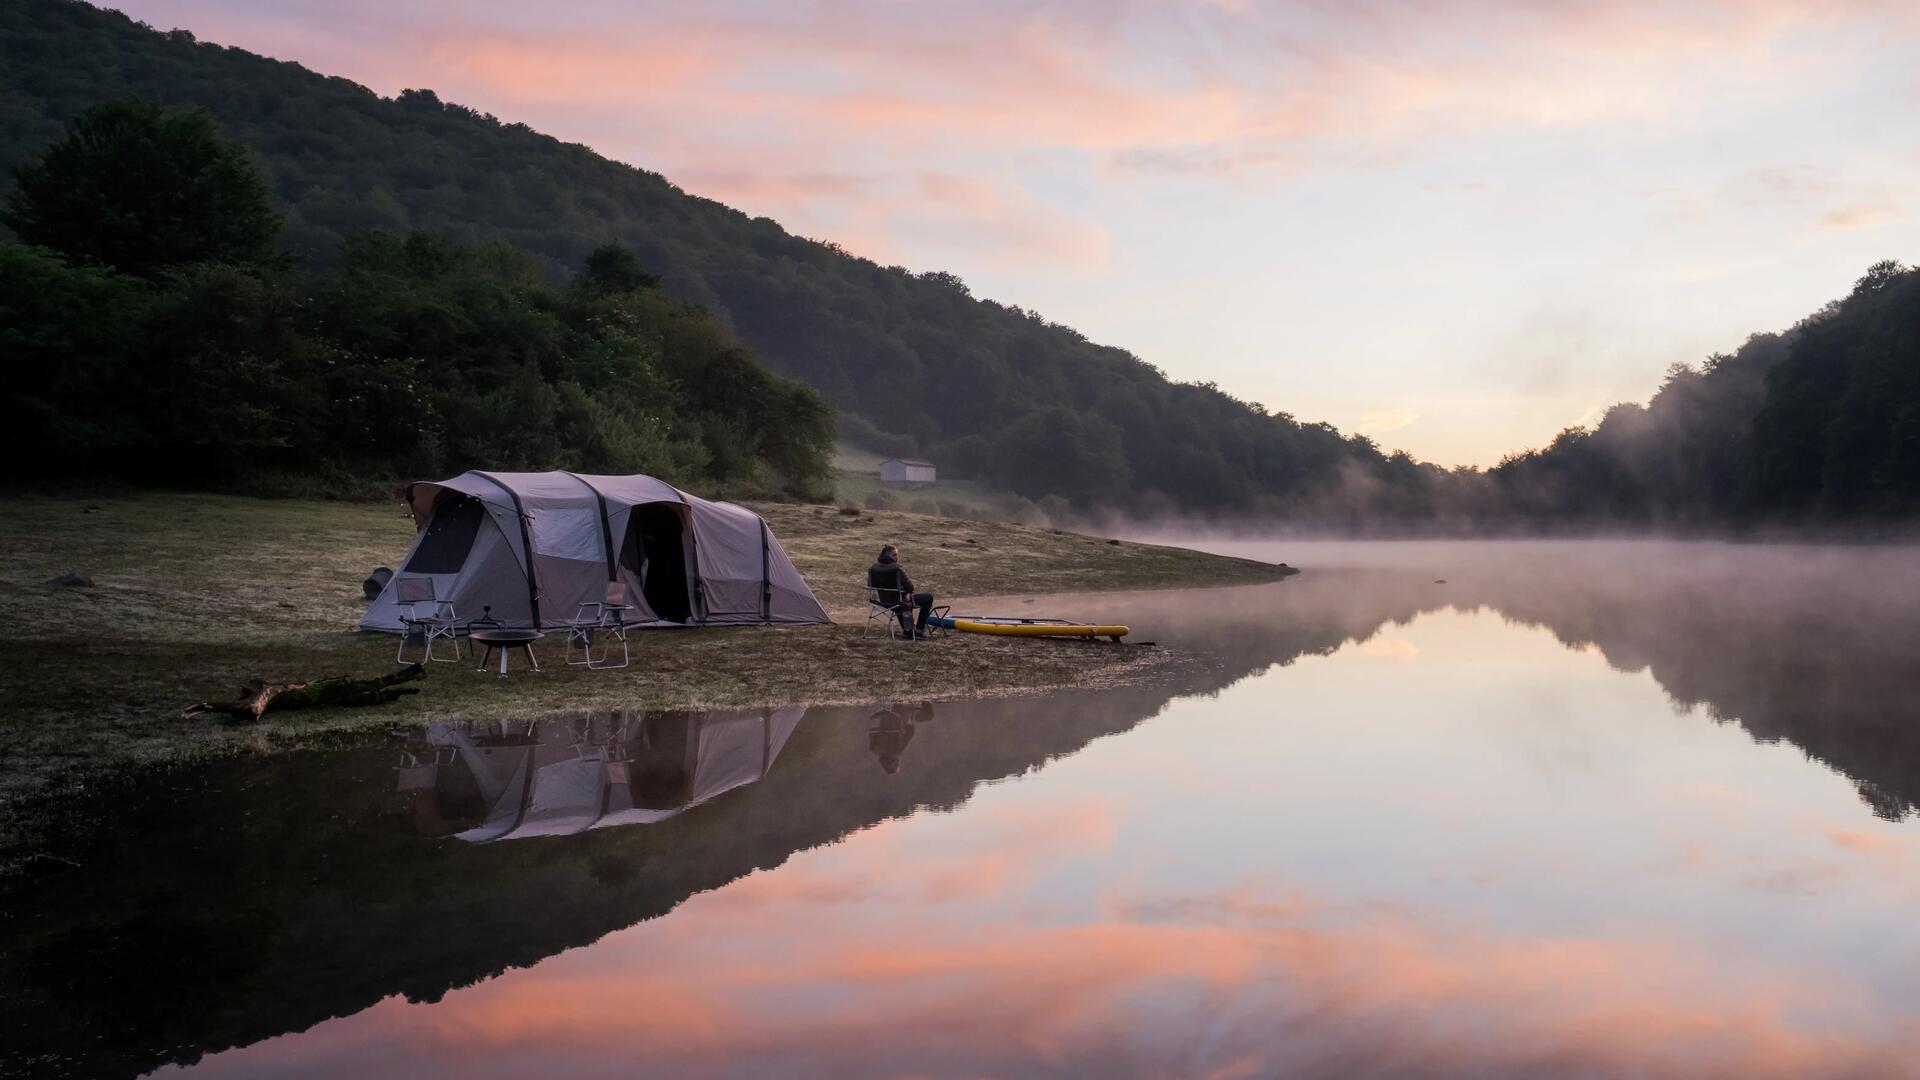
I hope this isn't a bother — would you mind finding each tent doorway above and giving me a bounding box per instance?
[621,504,693,623]
[403,493,485,574]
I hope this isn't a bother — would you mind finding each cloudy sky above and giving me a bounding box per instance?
[111,0,1920,465]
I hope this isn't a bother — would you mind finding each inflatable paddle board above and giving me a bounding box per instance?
[928,615,1129,641]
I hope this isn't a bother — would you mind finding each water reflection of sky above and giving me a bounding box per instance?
[164,562,1920,1080]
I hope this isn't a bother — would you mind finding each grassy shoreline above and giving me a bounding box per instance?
[0,492,1294,832]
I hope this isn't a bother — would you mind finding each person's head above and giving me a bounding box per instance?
[877,544,898,564]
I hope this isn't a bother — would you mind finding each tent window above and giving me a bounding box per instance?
[405,494,485,574]
[621,504,692,623]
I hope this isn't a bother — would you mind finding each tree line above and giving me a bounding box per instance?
[2,0,1914,526]
[0,0,1396,514]
[1485,261,1918,529]
[0,99,833,498]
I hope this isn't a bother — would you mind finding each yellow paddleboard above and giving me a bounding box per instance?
[947,618,1129,640]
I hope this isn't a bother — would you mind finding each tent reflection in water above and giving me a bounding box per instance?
[361,470,829,632]
[398,708,808,843]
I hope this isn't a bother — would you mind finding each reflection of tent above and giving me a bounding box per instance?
[361,471,829,631]
[405,709,807,844]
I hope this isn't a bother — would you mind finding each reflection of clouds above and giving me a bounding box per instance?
[191,812,1920,1079]
[1826,827,1908,856]
[1359,633,1421,660]
[1641,817,1920,901]
[157,549,1920,1078]
[694,794,1118,912]
[1107,878,1318,925]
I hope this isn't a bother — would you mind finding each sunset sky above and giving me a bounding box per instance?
[109,0,1920,466]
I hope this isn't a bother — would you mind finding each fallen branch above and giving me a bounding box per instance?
[183,664,425,723]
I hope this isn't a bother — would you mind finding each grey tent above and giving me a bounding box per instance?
[361,470,828,631]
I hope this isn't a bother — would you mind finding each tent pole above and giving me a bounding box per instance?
[759,519,772,624]
[679,493,705,624]
[474,471,542,628]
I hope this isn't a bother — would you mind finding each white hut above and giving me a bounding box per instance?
[879,458,936,488]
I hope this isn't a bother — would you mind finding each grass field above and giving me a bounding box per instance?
[830,470,1015,515]
[0,492,1293,832]
[830,442,1018,516]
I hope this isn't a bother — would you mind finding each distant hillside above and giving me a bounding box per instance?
[0,0,1410,515]
[1490,261,1920,527]
[7,1,1912,526]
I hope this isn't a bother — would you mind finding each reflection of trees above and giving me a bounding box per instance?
[1050,550,1920,822]
[6,549,1916,1077]
[0,685,1208,1078]
[1447,552,1920,822]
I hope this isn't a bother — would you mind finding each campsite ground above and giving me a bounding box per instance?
[0,492,1293,842]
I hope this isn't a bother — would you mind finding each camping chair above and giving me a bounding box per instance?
[864,587,948,639]
[865,585,909,638]
[564,581,634,669]
[395,576,464,664]
[395,744,457,791]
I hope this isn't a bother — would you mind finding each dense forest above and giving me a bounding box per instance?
[0,0,1399,516]
[0,99,833,498]
[1489,261,1920,529]
[1,0,1915,526]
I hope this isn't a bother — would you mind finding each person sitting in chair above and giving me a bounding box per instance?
[868,544,935,639]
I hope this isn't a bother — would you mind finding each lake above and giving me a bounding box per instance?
[6,541,1920,1079]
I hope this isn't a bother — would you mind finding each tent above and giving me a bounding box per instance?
[399,710,808,843]
[361,470,829,631]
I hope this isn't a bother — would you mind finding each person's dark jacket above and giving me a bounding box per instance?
[868,557,913,606]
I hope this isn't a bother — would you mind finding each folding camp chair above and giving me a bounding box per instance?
[864,587,947,639]
[395,744,457,791]
[564,581,634,669]
[865,586,909,638]
[395,576,464,664]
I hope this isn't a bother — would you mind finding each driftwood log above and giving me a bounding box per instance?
[183,664,425,723]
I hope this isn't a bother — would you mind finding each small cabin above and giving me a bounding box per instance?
[879,458,937,488]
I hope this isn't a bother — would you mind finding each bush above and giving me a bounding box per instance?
[1036,494,1074,526]
[837,413,919,459]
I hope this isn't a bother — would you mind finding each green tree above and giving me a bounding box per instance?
[578,242,660,295]
[0,243,149,466]
[3,99,281,277]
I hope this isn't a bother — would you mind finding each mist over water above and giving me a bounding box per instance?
[9,541,1920,1078]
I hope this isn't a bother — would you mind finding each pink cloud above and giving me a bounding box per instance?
[182,801,1920,1079]
[114,0,1920,274]
[1820,202,1907,230]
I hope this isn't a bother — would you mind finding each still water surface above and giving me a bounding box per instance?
[7,541,1920,1079]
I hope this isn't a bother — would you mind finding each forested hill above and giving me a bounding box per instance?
[1,0,1397,515]
[7,1,1914,527]
[1489,261,1920,528]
